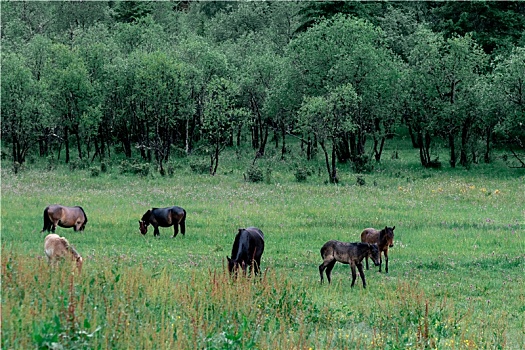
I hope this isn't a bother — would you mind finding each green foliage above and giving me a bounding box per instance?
[118,160,150,176]
[189,158,210,174]
[245,165,264,183]
[69,159,88,172]
[89,166,100,177]
[294,166,311,183]
[1,1,524,173]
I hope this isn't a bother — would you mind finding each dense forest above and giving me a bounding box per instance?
[2,1,525,181]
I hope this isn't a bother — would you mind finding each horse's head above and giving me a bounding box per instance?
[381,226,395,248]
[139,221,148,235]
[368,243,381,266]
[226,257,246,276]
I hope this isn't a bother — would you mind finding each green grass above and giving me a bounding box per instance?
[2,143,524,349]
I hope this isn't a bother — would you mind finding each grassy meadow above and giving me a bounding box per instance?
[1,140,524,349]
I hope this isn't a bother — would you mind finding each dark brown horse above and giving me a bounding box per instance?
[360,226,395,273]
[227,227,265,276]
[41,205,88,233]
[139,206,186,238]
[319,241,380,288]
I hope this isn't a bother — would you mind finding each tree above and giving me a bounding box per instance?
[201,77,243,176]
[1,52,43,165]
[431,1,525,55]
[406,28,488,167]
[492,47,525,166]
[45,44,94,163]
[289,14,401,164]
[133,51,190,174]
[299,84,359,183]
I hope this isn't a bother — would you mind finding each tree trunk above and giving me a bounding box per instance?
[75,128,82,160]
[281,125,286,160]
[64,125,70,164]
[331,140,338,183]
[319,141,332,183]
[448,133,456,168]
[484,126,491,163]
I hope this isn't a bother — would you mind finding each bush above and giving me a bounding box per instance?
[69,159,88,172]
[294,167,311,182]
[90,166,100,177]
[100,161,108,173]
[352,154,374,173]
[189,159,209,174]
[245,165,264,183]
[46,155,57,171]
[119,160,150,176]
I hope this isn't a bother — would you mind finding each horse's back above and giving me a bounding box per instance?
[44,234,69,258]
[45,204,64,217]
[360,228,380,243]
[233,227,264,261]
[245,227,264,240]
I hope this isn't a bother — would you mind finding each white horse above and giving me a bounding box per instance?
[44,234,83,273]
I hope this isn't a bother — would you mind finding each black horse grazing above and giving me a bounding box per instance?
[319,240,381,288]
[41,205,88,233]
[139,206,186,238]
[361,226,395,273]
[227,227,265,276]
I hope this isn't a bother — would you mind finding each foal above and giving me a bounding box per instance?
[44,234,83,273]
[360,226,395,273]
[319,241,380,288]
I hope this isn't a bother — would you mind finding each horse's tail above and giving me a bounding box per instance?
[41,207,51,232]
[182,209,187,223]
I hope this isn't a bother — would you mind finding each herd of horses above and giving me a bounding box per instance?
[40,204,395,288]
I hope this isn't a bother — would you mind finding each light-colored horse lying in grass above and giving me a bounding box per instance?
[44,234,83,273]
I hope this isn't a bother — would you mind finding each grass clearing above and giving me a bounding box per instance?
[1,144,524,349]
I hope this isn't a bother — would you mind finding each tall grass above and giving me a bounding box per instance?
[1,143,524,349]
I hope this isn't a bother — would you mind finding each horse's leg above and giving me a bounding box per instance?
[365,256,369,270]
[324,260,336,284]
[350,264,357,288]
[172,224,178,238]
[357,263,366,288]
[253,258,261,276]
[180,219,186,235]
[378,251,383,273]
[154,225,160,237]
[319,260,331,283]
[384,249,389,274]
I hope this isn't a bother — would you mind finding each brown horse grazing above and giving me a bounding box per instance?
[227,227,265,276]
[319,241,380,288]
[44,234,83,272]
[360,226,395,273]
[41,205,88,233]
[139,206,186,238]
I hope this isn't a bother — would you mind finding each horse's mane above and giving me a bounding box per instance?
[230,229,243,260]
[67,244,81,259]
[76,206,88,223]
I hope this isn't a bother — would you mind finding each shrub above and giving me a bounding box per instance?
[69,159,88,172]
[100,162,108,173]
[189,159,209,174]
[90,166,100,177]
[294,167,310,182]
[356,175,366,186]
[245,165,263,183]
[352,154,374,173]
[46,155,57,171]
[119,160,150,176]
